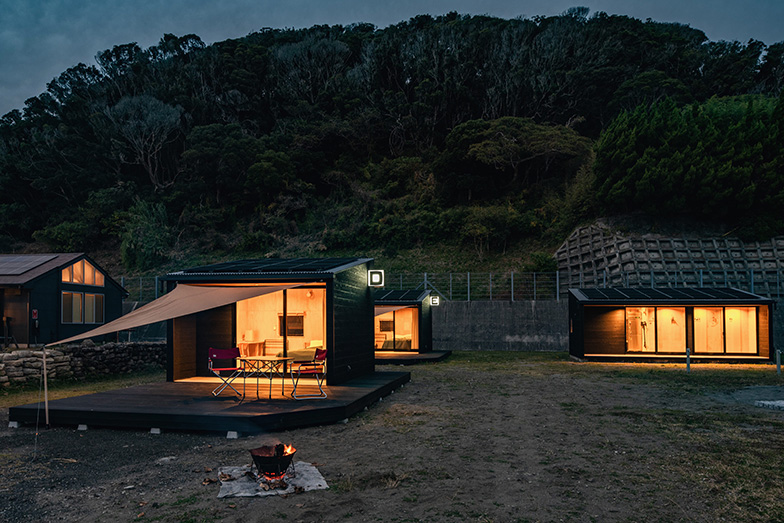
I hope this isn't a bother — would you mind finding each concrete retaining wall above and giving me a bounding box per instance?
[433,300,569,351]
[0,341,166,388]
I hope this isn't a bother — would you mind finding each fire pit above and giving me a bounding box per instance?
[250,443,296,480]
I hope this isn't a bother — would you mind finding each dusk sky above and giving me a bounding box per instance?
[2,0,784,116]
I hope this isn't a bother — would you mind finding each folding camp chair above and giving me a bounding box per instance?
[290,348,327,399]
[208,347,243,397]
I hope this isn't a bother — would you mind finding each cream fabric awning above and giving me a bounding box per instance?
[374,305,412,316]
[49,283,301,346]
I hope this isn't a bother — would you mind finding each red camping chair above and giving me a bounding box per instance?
[290,348,327,399]
[208,347,243,397]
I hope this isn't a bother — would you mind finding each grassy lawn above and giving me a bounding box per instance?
[3,352,784,520]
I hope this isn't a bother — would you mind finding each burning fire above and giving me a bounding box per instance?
[250,443,297,482]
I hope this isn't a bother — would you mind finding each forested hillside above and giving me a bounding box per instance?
[1,8,782,274]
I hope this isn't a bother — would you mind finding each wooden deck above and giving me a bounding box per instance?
[375,350,452,365]
[8,371,410,434]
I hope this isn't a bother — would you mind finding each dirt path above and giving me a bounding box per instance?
[1,358,780,522]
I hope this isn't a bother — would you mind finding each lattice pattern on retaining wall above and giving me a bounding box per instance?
[555,222,784,296]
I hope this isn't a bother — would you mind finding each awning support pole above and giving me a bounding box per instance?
[42,346,50,427]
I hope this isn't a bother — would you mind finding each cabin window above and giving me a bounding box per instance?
[626,305,758,355]
[85,294,105,324]
[236,287,326,357]
[61,260,105,286]
[656,307,687,353]
[279,314,305,336]
[694,307,724,353]
[62,292,105,324]
[62,292,83,323]
[725,307,757,354]
[626,307,655,352]
[626,306,687,353]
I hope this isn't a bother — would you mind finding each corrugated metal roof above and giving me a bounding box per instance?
[570,287,771,303]
[374,289,430,303]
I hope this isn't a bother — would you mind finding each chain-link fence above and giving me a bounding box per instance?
[120,276,164,303]
[120,268,784,304]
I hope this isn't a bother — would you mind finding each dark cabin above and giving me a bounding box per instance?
[374,289,433,353]
[162,258,376,386]
[0,253,126,346]
[569,287,774,361]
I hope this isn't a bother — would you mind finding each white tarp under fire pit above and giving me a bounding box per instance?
[217,462,328,498]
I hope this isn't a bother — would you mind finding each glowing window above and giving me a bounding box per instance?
[61,260,105,287]
[62,292,83,323]
[725,307,757,354]
[279,315,304,337]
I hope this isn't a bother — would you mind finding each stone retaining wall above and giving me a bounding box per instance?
[0,341,166,388]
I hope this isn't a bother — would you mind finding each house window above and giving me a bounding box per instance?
[63,292,105,324]
[85,294,104,324]
[62,292,83,323]
[61,260,105,286]
[279,315,304,336]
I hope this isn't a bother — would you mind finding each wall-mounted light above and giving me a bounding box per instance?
[430,296,440,306]
[368,270,385,287]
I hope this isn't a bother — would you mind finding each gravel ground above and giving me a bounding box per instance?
[1,358,782,522]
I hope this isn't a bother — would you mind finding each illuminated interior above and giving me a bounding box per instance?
[725,307,757,354]
[61,259,105,286]
[626,307,655,352]
[694,307,724,353]
[626,305,758,354]
[235,286,327,361]
[375,307,419,351]
[656,307,686,353]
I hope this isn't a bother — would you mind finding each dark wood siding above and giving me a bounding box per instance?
[759,305,770,359]
[195,305,235,377]
[2,289,29,345]
[329,262,374,385]
[170,305,235,379]
[420,299,432,353]
[568,292,584,358]
[171,315,196,380]
[583,306,626,355]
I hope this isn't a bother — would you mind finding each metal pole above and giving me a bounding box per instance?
[400,274,403,290]
[155,276,159,299]
[489,273,493,300]
[139,277,142,301]
[603,270,607,288]
[686,347,691,373]
[42,347,50,427]
[650,269,654,289]
[556,271,560,302]
[450,273,453,300]
[699,269,703,288]
[467,273,471,302]
[777,349,781,375]
[750,270,755,294]
[511,271,515,302]
[534,273,537,301]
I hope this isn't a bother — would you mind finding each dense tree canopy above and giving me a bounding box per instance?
[1,10,782,269]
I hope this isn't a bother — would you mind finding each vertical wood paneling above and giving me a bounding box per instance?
[330,262,374,384]
[583,307,626,355]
